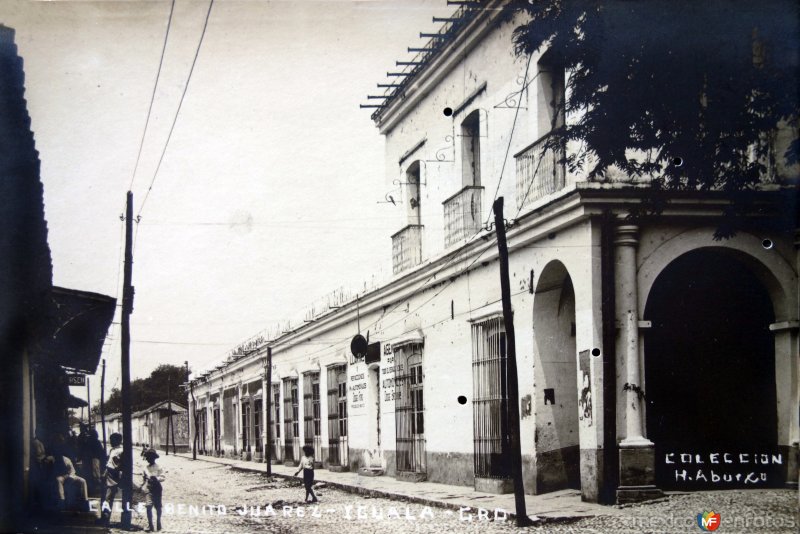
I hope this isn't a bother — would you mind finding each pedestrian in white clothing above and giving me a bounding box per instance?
[139,448,165,532]
[56,455,88,509]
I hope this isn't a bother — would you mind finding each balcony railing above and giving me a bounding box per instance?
[443,186,483,248]
[515,134,566,210]
[392,224,423,275]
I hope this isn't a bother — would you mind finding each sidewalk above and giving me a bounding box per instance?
[173,451,620,522]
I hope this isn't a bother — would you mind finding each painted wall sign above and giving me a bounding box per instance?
[348,370,367,411]
[66,373,86,386]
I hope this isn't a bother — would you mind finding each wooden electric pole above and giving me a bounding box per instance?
[100,358,107,451]
[493,197,532,527]
[265,346,272,477]
[187,363,199,461]
[168,375,176,454]
[166,376,171,455]
[120,191,135,530]
[86,377,91,425]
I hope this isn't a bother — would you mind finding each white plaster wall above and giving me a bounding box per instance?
[384,10,555,263]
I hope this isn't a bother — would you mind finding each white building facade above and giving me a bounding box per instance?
[188,1,798,504]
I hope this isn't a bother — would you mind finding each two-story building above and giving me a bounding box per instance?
[188,1,798,504]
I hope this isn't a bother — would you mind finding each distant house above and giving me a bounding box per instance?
[95,413,122,444]
[137,401,189,453]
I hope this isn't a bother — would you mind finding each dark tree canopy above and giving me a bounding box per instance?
[512,0,799,234]
[93,364,187,416]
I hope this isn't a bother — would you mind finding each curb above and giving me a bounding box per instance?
[181,453,593,524]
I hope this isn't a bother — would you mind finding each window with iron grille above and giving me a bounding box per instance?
[472,316,511,479]
[213,407,221,452]
[303,371,322,459]
[271,384,280,460]
[326,364,348,466]
[241,401,251,451]
[272,384,280,440]
[395,343,426,474]
[338,378,348,438]
[198,407,207,452]
[253,400,262,452]
[283,378,298,461]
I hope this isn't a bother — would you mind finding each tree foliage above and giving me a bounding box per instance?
[512,0,799,235]
[93,364,187,416]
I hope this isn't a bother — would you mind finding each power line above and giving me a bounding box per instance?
[128,0,177,192]
[136,0,215,225]
[485,52,533,226]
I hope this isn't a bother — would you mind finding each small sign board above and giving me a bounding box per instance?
[66,373,86,386]
[365,342,381,364]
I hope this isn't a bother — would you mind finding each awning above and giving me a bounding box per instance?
[45,286,116,374]
[67,394,88,408]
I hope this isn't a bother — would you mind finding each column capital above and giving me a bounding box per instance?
[614,224,640,247]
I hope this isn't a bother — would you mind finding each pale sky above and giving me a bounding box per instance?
[0,0,455,405]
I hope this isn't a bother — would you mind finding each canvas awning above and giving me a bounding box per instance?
[44,286,116,374]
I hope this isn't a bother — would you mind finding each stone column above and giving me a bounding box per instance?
[615,223,661,503]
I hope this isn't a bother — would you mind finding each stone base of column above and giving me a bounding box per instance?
[328,465,349,472]
[617,443,663,504]
[616,485,664,504]
[781,443,799,489]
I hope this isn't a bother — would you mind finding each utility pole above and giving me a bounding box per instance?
[166,376,171,455]
[265,346,272,477]
[493,197,531,527]
[86,377,91,425]
[120,191,135,530]
[100,358,107,451]
[169,375,177,454]
[186,361,196,460]
[187,362,199,460]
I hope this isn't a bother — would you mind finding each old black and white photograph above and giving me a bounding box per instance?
[0,0,798,533]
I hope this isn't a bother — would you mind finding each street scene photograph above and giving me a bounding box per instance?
[0,0,798,533]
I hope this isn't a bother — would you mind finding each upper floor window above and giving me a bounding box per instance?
[461,110,481,187]
[537,53,565,136]
[406,160,421,226]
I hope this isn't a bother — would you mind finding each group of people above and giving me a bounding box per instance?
[32,427,166,532]
[31,425,105,511]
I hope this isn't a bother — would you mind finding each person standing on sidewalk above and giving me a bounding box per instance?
[293,445,318,503]
[139,448,165,532]
[98,433,123,526]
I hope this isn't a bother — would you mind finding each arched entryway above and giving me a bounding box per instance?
[532,260,580,493]
[644,248,780,488]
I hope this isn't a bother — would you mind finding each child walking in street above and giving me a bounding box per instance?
[294,445,318,503]
[98,433,123,526]
[139,448,165,532]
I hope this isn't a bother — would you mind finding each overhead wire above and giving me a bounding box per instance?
[484,52,533,226]
[127,0,177,192]
[135,0,215,236]
[189,37,541,381]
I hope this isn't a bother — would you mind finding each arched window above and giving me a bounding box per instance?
[406,160,421,226]
[461,110,481,187]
